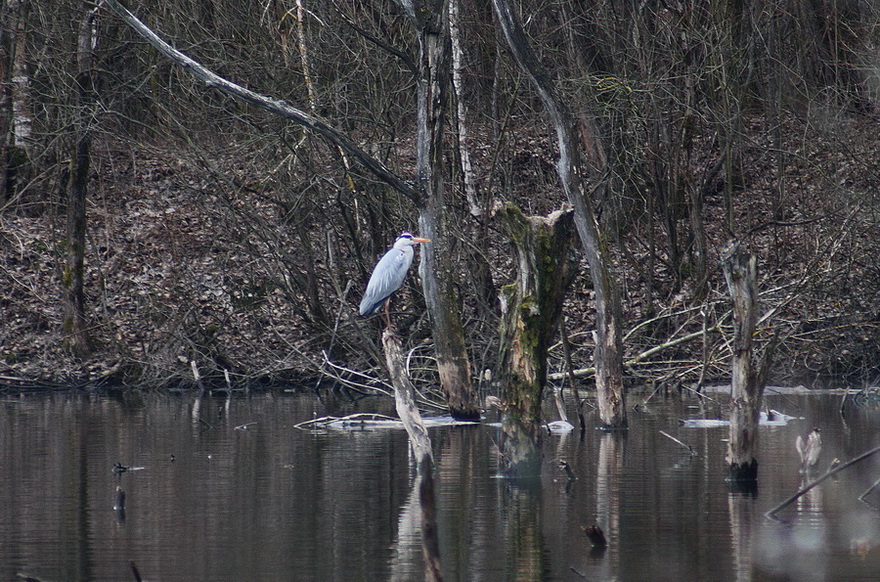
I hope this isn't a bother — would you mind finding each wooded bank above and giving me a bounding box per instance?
[2,1,879,399]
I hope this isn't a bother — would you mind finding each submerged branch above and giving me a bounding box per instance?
[660,430,697,456]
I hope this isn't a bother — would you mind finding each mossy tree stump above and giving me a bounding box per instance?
[496,203,575,475]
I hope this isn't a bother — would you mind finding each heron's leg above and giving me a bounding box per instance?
[383,299,392,329]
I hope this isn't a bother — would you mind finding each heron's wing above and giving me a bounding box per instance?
[359,248,413,315]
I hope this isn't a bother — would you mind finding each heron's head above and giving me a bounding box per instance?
[394,232,431,248]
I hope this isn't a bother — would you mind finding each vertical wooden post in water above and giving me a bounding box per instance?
[496,204,575,475]
[382,329,442,582]
[722,241,763,484]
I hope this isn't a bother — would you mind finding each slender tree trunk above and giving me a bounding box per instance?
[401,0,481,421]
[448,0,480,217]
[294,0,318,113]
[62,7,98,358]
[492,0,627,428]
[0,0,11,202]
[2,0,31,202]
[9,0,32,155]
[496,204,575,474]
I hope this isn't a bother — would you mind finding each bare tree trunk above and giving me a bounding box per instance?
[9,0,32,155]
[401,0,481,421]
[492,0,627,428]
[495,204,575,474]
[62,6,98,359]
[722,241,762,484]
[448,0,480,217]
[0,0,11,202]
[293,0,319,113]
[1,0,31,202]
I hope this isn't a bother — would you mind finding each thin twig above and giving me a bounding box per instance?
[313,278,352,390]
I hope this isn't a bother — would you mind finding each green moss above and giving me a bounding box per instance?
[61,266,73,289]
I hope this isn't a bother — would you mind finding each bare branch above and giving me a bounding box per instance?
[100,0,419,202]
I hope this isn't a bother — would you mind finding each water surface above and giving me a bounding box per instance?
[1,388,879,580]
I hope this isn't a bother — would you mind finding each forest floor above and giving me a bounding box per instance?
[2,109,880,394]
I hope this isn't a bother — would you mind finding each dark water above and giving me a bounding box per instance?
[1,387,880,581]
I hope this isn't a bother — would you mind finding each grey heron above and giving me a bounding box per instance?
[359,232,430,328]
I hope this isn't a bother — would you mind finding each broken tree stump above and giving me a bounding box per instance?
[722,241,771,484]
[495,203,576,475]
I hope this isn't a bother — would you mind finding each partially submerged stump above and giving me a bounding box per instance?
[495,204,576,475]
[382,329,442,581]
[722,241,774,484]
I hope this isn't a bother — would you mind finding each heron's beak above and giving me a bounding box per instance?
[412,237,431,243]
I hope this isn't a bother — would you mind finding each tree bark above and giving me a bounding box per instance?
[62,6,98,359]
[293,0,318,113]
[401,0,481,421]
[495,204,575,475]
[492,0,627,428]
[722,241,762,483]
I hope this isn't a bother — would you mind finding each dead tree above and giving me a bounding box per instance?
[492,0,627,428]
[722,241,771,484]
[495,204,575,475]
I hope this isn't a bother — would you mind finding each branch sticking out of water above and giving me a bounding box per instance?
[858,474,880,508]
[660,431,697,456]
[765,443,880,521]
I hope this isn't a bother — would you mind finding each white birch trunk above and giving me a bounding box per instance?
[10,0,32,153]
[448,0,481,217]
